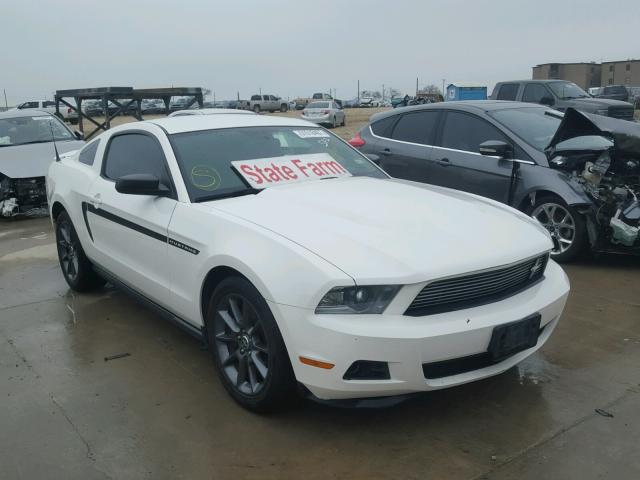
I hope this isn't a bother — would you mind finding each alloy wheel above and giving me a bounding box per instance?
[213,294,270,395]
[531,202,576,255]
[57,222,79,281]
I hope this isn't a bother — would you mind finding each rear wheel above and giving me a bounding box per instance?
[206,277,297,412]
[332,116,337,128]
[341,114,346,126]
[529,196,587,262]
[253,105,261,113]
[55,211,105,291]
[280,104,288,112]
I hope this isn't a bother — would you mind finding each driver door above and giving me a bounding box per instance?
[86,131,177,307]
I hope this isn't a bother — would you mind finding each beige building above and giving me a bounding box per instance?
[532,62,601,89]
[601,60,640,86]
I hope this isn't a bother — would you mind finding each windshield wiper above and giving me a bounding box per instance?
[194,188,262,203]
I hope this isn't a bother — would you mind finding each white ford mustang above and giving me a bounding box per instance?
[47,114,570,412]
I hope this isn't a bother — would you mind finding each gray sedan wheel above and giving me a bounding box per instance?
[530,197,587,262]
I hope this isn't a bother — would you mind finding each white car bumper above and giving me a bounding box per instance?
[269,260,569,400]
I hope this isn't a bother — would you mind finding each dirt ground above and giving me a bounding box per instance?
[1,219,639,479]
[76,107,390,142]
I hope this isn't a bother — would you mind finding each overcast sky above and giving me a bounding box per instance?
[2,0,639,105]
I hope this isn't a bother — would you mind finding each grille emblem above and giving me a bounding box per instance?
[529,258,543,278]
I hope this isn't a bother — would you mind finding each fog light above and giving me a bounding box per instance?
[343,360,390,380]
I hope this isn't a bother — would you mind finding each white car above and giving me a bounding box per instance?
[301,101,346,128]
[11,100,79,123]
[47,114,569,412]
[168,108,256,117]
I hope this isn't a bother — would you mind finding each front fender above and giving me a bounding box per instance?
[513,167,592,209]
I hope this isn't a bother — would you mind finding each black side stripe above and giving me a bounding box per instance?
[82,202,200,255]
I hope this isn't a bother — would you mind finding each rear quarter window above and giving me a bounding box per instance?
[78,140,100,166]
[496,83,519,101]
[370,115,397,138]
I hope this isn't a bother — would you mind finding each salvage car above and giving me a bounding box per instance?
[0,110,84,217]
[351,102,640,261]
[300,101,345,128]
[47,114,569,411]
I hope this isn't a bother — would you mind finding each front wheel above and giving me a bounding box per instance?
[529,196,587,262]
[55,211,105,291]
[280,104,288,112]
[253,105,261,113]
[206,277,297,412]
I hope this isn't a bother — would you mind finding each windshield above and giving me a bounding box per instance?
[489,107,563,151]
[0,115,74,147]
[170,126,387,202]
[547,81,590,100]
[307,102,330,109]
[602,86,627,95]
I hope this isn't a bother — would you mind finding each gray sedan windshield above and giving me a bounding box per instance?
[0,115,73,147]
[489,108,563,151]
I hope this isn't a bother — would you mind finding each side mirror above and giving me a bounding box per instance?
[74,131,84,140]
[115,174,170,196]
[479,140,513,159]
[539,96,554,106]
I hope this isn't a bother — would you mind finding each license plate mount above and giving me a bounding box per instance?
[488,314,541,362]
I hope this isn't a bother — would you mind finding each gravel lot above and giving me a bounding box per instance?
[1,108,639,480]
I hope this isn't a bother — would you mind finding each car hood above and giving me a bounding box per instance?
[562,97,632,110]
[209,177,552,284]
[547,107,640,157]
[0,140,85,178]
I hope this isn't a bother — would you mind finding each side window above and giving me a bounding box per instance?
[496,83,519,101]
[78,140,100,166]
[440,112,508,153]
[42,101,56,108]
[19,101,39,109]
[370,116,397,138]
[390,111,440,145]
[250,95,261,101]
[522,84,550,103]
[103,133,170,186]
[269,95,277,101]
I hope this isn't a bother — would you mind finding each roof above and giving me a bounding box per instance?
[0,109,52,119]
[534,62,598,67]
[499,79,574,84]
[368,100,546,122]
[149,113,317,134]
[447,82,487,88]
[168,108,255,117]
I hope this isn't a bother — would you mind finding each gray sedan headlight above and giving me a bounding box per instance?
[315,285,401,314]
[594,108,608,116]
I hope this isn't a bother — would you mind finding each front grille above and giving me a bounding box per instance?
[608,106,634,121]
[405,254,549,316]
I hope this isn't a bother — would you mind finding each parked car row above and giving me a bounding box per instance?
[11,100,79,124]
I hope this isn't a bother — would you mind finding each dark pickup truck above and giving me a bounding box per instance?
[490,80,635,121]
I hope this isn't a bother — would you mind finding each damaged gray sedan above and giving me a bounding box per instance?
[0,110,84,217]
[356,102,640,261]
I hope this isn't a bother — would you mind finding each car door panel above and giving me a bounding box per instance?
[85,132,177,307]
[433,111,513,203]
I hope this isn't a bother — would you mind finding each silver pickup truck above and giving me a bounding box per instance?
[237,94,289,113]
[11,100,79,124]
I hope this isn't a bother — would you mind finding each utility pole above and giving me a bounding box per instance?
[382,84,385,101]
[416,77,419,96]
[442,78,446,96]
[3,89,7,109]
[357,80,360,102]
[259,87,262,96]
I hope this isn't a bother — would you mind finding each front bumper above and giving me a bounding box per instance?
[269,260,569,400]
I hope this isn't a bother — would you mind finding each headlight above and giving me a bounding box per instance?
[315,285,401,314]
[594,108,608,116]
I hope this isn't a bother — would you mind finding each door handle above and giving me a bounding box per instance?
[381,148,392,156]
[91,193,102,208]
[437,158,451,166]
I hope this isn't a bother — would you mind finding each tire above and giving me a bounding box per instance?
[528,195,587,263]
[253,105,261,113]
[341,114,346,127]
[206,276,297,412]
[332,116,337,128]
[280,104,288,112]
[55,211,105,292]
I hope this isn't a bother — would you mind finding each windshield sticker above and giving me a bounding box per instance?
[32,117,54,121]
[231,153,351,189]
[191,165,222,191]
[292,129,331,139]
